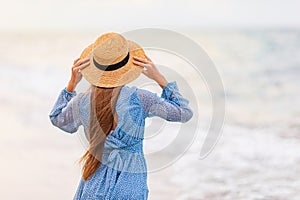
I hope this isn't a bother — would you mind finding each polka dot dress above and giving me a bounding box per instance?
[49,81,193,199]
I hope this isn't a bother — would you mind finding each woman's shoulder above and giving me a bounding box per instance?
[121,85,161,109]
[121,85,154,98]
[75,90,91,110]
[117,85,138,101]
[116,85,153,106]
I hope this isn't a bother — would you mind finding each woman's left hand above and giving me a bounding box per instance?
[133,55,168,88]
[66,57,90,92]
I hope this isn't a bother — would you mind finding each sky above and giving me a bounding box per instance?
[0,0,299,31]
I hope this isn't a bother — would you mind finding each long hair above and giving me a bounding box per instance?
[79,85,122,181]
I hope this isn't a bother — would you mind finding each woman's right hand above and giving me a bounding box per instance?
[66,57,90,92]
[133,55,168,88]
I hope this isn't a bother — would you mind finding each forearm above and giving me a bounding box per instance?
[154,74,168,89]
[49,87,80,133]
[66,80,76,93]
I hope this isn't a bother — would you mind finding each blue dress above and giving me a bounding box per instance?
[49,81,193,200]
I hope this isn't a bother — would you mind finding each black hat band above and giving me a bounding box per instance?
[93,52,130,71]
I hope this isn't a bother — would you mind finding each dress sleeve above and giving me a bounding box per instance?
[49,87,82,134]
[137,81,193,122]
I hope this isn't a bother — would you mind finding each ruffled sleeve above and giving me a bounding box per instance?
[49,87,82,133]
[137,81,193,122]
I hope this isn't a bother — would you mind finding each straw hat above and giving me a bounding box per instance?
[79,32,146,88]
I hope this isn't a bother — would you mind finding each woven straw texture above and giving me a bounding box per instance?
[80,32,146,88]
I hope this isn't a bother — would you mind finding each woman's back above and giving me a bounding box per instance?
[50,81,193,199]
[77,81,192,169]
[49,32,193,199]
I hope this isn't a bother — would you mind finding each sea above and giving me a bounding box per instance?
[0,29,299,199]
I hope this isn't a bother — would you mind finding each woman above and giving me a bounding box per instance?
[49,32,193,199]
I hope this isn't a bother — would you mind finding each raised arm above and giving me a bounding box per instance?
[49,57,90,133]
[137,81,193,122]
[49,88,82,133]
[133,55,193,122]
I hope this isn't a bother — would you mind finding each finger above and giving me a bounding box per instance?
[133,60,148,67]
[80,57,90,64]
[145,54,152,62]
[133,56,149,63]
[73,67,81,73]
[73,64,83,70]
[79,61,90,70]
[75,57,90,67]
[81,57,90,62]
[73,58,80,65]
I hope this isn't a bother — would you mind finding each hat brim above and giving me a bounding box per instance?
[80,40,146,88]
